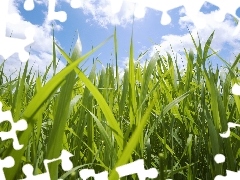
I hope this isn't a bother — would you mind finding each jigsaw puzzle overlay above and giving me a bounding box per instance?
[0,0,240,62]
[211,84,240,179]
[19,150,73,180]
[79,159,158,180]
[0,0,34,63]
[110,0,240,33]
[0,102,27,150]
[1,0,240,179]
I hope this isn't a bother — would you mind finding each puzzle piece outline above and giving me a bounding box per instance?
[0,0,35,62]
[0,156,15,180]
[109,0,240,34]
[0,102,28,150]
[214,84,240,179]
[0,0,237,63]
[22,0,240,34]
[79,159,158,180]
[0,0,239,63]
[1,0,240,179]
[24,0,85,22]
[20,149,74,180]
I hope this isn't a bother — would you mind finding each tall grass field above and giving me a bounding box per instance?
[1,28,240,180]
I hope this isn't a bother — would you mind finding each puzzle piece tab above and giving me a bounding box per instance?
[79,159,158,180]
[79,169,108,180]
[24,0,85,22]
[20,149,73,179]
[116,159,158,180]
[110,0,240,35]
[0,102,28,150]
[214,170,240,179]
[219,122,240,138]
[0,0,35,62]
[207,0,240,35]
[0,156,14,180]
[22,0,240,35]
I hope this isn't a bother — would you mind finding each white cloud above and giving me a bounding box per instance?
[2,52,65,81]
[3,0,240,83]
[64,0,140,27]
[58,0,240,71]
[149,9,240,70]
[2,0,66,81]
[66,0,239,69]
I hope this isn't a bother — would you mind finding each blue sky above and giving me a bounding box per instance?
[2,0,240,78]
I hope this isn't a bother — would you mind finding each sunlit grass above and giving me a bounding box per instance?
[0,28,240,180]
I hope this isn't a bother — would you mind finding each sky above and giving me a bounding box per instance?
[2,0,240,79]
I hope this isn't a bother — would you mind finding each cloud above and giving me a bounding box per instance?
[2,52,65,81]
[2,0,66,81]
[3,0,240,82]
[149,9,240,70]
[60,0,240,71]
[64,0,139,27]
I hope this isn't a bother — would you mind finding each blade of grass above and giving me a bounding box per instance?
[56,42,124,152]
[46,33,82,179]
[3,35,113,180]
[109,97,157,180]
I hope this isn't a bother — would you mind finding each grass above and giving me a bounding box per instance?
[0,27,240,180]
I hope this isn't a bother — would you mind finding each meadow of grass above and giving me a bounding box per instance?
[0,28,240,180]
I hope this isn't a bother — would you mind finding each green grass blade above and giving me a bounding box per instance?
[3,36,112,180]
[109,97,157,180]
[56,41,124,151]
[46,33,82,179]
[129,31,137,128]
